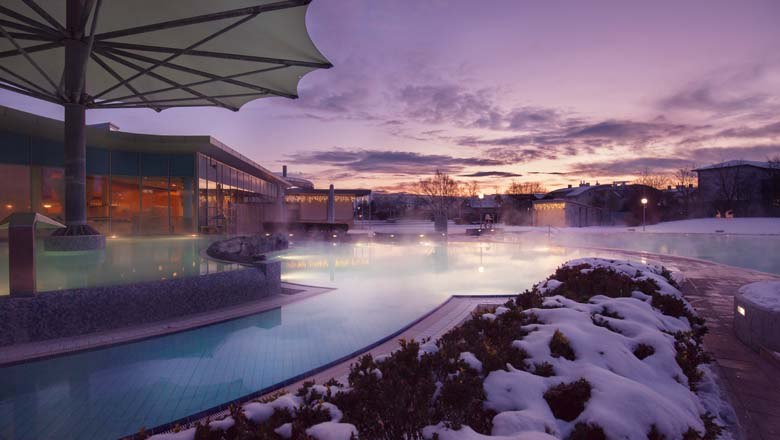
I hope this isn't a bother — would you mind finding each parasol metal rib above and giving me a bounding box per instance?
[94,48,238,111]
[20,0,65,34]
[0,24,61,96]
[96,41,332,69]
[106,47,297,99]
[92,13,257,101]
[0,6,59,37]
[98,64,287,105]
[0,76,59,103]
[90,51,162,112]
[94,0,310,41]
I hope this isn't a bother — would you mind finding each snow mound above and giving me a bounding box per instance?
[502,295,701,439]
[562,257,681,297]
[243,393,302,423]
[305,421,358,440]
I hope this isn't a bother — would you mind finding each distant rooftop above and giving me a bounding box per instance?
[694,160,774,171]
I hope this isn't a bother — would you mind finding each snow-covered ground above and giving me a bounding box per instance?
[351,217,780,235]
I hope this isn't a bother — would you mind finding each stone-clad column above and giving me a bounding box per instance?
[64,103,86,226]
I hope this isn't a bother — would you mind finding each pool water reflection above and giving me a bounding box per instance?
[0,236,240,295]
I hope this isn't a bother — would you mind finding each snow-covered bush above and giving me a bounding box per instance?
[145,258,729,440]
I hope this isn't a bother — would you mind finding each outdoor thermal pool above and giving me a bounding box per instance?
[0,240,617,440]
[0,232,779,439]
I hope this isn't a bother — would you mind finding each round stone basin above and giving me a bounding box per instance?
[734,281,780,352]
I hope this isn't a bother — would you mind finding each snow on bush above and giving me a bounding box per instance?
[145,258,730,440]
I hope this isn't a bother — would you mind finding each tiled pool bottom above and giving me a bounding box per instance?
[0,241,607,440]
[0,236,240,295]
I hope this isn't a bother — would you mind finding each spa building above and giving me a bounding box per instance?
[0,105,287,236]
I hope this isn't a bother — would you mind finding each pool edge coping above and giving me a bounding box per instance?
[0,281,334,367]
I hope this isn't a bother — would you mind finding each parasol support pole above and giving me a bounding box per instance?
[44,0,105,249]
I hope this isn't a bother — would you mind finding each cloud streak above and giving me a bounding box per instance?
[287,149,509,175]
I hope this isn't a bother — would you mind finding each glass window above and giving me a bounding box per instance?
[87,175,110,234]
[39,167,65,220]
[171,177,194,234]
[110,175,140,236]
[141,176,169,234]
[0,164,31,219]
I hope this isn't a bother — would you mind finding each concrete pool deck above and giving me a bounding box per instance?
[0,282,332,366]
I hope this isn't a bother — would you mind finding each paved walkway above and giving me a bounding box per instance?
[607,250,780,440]
[0,282,332,366]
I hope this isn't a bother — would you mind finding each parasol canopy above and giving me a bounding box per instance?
[0,0,332,111]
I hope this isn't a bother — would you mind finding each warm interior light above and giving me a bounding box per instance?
[4,204,12,209]
[737,305,746,317]
[42,204,52,209]
[419,234,425,238]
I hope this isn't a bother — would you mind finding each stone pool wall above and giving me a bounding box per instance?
[0,262,281,347]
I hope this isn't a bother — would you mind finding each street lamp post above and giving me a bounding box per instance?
[641,198,648,232]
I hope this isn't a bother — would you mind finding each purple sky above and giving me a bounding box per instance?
[2,0,779,191]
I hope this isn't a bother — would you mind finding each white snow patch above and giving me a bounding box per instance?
[459,351,483,372]
[305,421,358,440]
[148,429,195,440]
[495,306,510,316]
[482,313,497,321]
[275,422,293,438]
[243,393,302,423]
[424,423,557,440]
[537,279,562,294]
[208,416,234,431]
[319,401,344,422]
[739,281,780,311]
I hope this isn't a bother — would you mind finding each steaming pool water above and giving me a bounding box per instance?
[1,233,779,439]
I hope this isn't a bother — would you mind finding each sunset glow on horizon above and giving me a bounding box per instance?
[2,0,779,193]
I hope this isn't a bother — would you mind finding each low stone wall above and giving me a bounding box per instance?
[733,281,780,353]
[0,261,281,347]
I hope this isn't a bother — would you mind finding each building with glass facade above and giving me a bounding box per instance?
[0,106,287,236]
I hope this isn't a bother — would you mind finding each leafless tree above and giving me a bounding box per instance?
[506,180,547,194]
[415,170,461,231]
[461,181,480,198]
[635,168,671,189]
[674,166,697,217]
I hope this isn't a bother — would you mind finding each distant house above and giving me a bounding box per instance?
[694,160,780,217]
[500,193,544,225]
[461,195,502,224]
[532,182,661,227]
